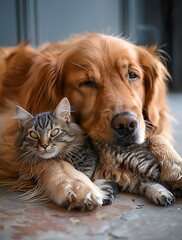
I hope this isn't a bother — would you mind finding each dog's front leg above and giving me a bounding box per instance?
[149,135,182,189]
[34,160,105,210]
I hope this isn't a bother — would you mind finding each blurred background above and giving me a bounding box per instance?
[0,0,182,91]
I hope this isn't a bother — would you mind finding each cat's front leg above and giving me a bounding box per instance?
[133,181,175,206]
[36,160,105,211]
[149,135,182,189]
[93,179,121,205]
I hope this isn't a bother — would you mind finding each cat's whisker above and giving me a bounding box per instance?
[18,152,38,180]
[19,156,33,177]
[66,146,85,163]
[59,148,81,170]
[11,150,30,168]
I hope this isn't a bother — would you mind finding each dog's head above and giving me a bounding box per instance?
[24,33,170,146]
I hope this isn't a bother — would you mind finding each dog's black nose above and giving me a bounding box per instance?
[111,112,138,136]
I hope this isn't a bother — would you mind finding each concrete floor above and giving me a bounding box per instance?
[0,93,182,240]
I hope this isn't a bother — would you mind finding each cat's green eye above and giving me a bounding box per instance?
[29,131,39,139]
[50,128,60,137]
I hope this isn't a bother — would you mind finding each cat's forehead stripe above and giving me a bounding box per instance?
[35,113,52,129]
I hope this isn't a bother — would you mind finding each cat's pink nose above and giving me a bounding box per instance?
[42,144,49,149]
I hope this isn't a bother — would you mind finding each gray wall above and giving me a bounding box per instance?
[36,0,123,44]
[0,0,170,46]
[0,0,181,90]
[0,0,19,45]
[172,0,182,91]
[0,0,124,46]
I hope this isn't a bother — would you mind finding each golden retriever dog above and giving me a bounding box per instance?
[0,33,181,209]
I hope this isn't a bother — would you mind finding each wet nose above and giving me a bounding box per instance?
[111,112,138,136]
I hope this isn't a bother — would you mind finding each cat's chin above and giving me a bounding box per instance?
[38,152,58,160]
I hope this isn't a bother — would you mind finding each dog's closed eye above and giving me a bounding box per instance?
[79,80,98,89]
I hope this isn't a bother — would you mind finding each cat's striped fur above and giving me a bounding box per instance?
[94,142,175,206]
[14,98,175,208]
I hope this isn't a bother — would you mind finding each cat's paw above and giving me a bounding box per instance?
[150,186,175,206]
[94,179,120,205]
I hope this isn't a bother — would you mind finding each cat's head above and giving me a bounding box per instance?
[15,97,84,160]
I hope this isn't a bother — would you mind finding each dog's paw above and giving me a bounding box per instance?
[45,161,105,211]
[52,177,104,211]
[66,180,104,211]
[94,179,120,205]
[149,135,182,186]
[162,160,182,183]
[160,159,182,191]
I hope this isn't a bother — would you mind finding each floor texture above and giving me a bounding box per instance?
[0,93,182,240]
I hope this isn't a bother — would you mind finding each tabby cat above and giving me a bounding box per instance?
[15,97,117,209]
[15,99,97,179]
[15,98,175,208]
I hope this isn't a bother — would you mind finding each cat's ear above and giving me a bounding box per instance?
[53,97,71,122]
[15,105,33,124]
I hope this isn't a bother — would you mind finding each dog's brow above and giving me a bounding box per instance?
[72,62,88,72]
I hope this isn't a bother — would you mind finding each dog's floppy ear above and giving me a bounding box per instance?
[24,51,65,113]
[137,46,171,140]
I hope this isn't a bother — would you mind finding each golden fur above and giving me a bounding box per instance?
[0,33,181,209]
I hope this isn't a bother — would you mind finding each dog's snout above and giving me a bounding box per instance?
[111,112,138,136]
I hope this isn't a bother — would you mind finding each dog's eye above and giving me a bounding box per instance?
[79,80,98,89]
[128,72,138,81]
